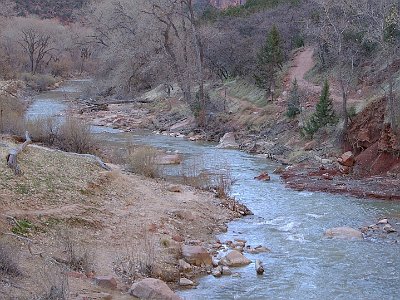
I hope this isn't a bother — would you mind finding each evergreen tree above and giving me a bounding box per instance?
[254,25,284,102]
[303,79,336,137]
[287,79,301,118]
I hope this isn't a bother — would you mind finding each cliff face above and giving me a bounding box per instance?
[210,0,246,9]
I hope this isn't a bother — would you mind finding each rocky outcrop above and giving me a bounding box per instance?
[216,132,239,149]
[182,245,212,266]
[129,278,182,300]
[220,250,252,267]
[324,227,363,240]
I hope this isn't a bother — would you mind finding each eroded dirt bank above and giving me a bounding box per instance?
[0,136,243,299]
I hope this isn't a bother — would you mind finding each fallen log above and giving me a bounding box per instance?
[255,259,264,275]
[6,131,31,175]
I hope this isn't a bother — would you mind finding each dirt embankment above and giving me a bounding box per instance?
[0,136,240,299]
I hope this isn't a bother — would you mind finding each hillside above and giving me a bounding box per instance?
[10,0,89,21]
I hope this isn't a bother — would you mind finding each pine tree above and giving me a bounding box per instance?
[254,25,284,102]
[287,79,301,118]
[303,79,336,137]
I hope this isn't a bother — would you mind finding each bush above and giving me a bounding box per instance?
[286,79,301,118]
[26,117,59,145]
[57,118,98,154]
[0,96,25,135]
[125,145,160,178]
[0,242,21,277]
[20,73,58,92]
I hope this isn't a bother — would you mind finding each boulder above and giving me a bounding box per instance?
[338,151,355,167]
[216,132,239,149]
[254,172,271,181]
[156,154,182,165]
[222,266,232,275]
[129,278,182,300]
[383,224,397,233]
[178,259,192,272]
[212,266,222,277]
[94,276,117,290]
[324,227,363,240]
[220,250,252,267]
[378,219,388,224]
[303,140,317,151]
[182,245,212,266]
[179,277,194,287]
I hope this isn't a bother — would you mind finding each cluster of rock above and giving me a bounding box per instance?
[337,151,355,174]
[361,218,399,242]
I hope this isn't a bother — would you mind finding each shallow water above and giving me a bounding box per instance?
[28,81,400,300]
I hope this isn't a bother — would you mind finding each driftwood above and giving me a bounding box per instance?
[255,259,265,275]
[6,131,32,175]
[28,144,111,171]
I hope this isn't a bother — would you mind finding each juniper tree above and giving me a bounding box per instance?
[254,25,284,102]
[303,79,336,137]
[287,79,301,118]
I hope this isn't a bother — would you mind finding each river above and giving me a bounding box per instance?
[27,80,400,300]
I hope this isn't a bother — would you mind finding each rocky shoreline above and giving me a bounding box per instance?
[76,98,400,202]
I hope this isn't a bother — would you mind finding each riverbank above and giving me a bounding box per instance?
[0,135,245,299]
[73,89,400,202]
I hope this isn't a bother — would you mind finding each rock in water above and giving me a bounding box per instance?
[220,250,252,267]
[129,278,182,300]
[255,259,264,275]
[324,227,363,240]
[216,132,239,149]
[182,245,212,266]
[179,278,194,287]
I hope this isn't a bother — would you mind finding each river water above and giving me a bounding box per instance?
[27,80,400,300]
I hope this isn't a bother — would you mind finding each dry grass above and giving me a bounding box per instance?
[33,261,69,300]
[115,226,156,283]
[0,95,25,135]
[0,138,103,207]
[61,230,94,273]
[27,117,59,145]
[57,117,98,154]
[0,241,21,277]
[125,145,160,178]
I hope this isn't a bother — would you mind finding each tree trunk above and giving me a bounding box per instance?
[6,131,32,175]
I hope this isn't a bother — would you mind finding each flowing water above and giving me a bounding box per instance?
[28,80,400,300]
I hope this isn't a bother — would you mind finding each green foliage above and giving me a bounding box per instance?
[302,80,336,137]
[287,79,301,118]
[254,26,284,97]
[11,219,33,236]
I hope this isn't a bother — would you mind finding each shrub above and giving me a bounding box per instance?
[57,117,98,154]
[61,231,94,274]
[302,79,337,137]
[286,79,301,118]
[20,73,58,92]
[125,145,160,178]
[0,95,25,135]
[0,242,21,277]
[26,117,59,145]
